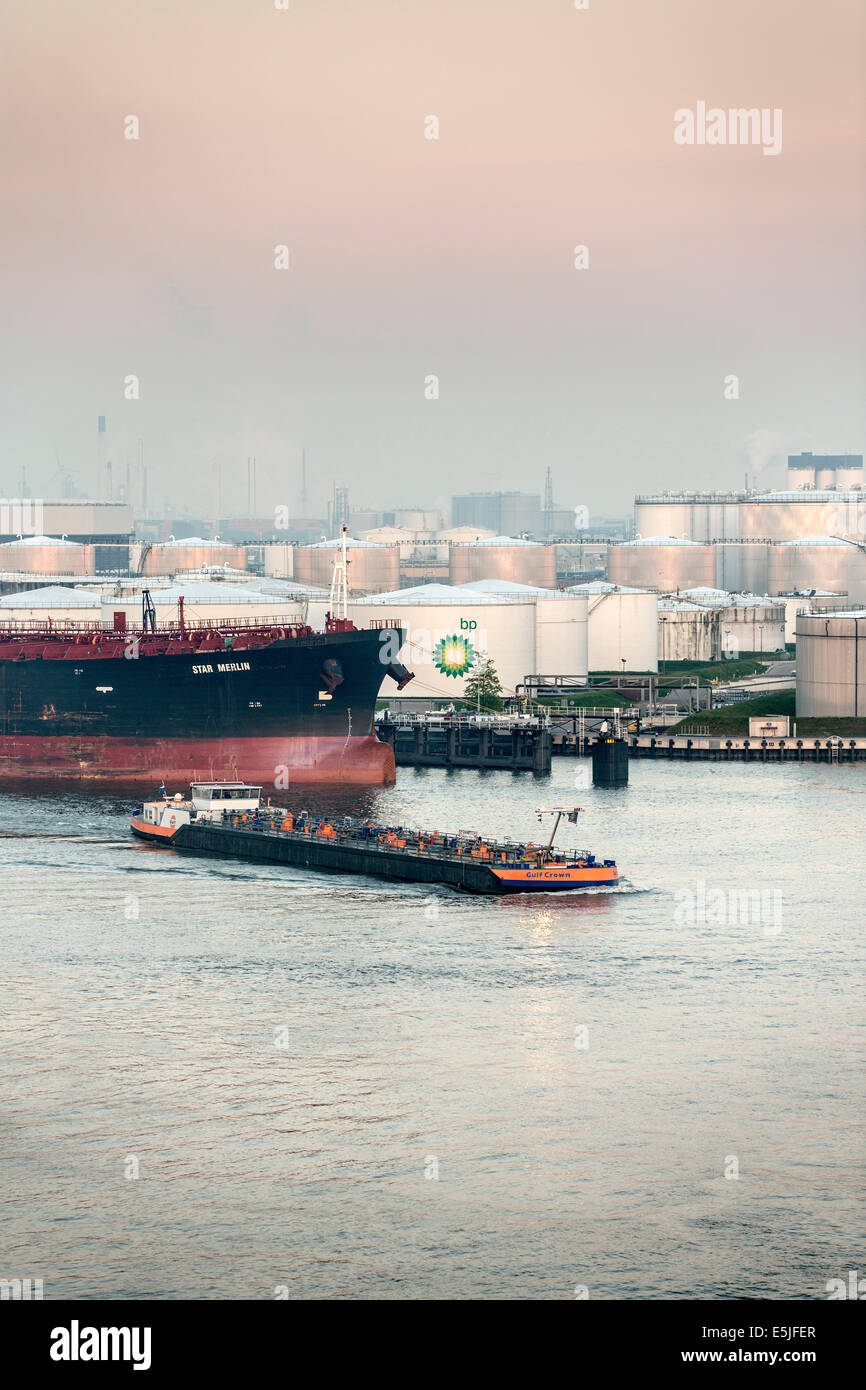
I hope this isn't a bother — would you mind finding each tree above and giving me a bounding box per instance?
[462,651,503,711]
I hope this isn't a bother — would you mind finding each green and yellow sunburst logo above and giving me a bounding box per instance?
[433,634,475,678]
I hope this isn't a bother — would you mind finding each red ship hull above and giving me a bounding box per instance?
[0,733,396,786]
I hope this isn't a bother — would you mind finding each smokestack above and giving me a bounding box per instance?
[98,416,107,499]
[138,439,144,515]
[301,447,308,510]
[247,457,251,515]
[252,456,257,515]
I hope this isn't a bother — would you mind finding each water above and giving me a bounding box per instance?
[1,761,863,1300]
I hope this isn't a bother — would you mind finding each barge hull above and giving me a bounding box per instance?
[170,821,504,893]
[157,822,616,894]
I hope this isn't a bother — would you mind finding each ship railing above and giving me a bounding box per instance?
[0,615,315,639]
[223,815,586,863]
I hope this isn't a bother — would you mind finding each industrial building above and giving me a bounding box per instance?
[796,610,866,716]
[349,582,588,700]
[567,582,659,673]
[451,492,542,536]
[786,452,863,490]
[0,499,133,545]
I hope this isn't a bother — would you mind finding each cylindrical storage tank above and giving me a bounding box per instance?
[0,584,101,623]
[568,583,659,672]
[767,537,866,603]
[634,500,698,540]
[835,466,864,490]
[436,525,497,543]
[634,496,742,543]
[657,602,721,662]
[796,611,866,716]
[293,537,400,593]
[532,595,588,678]
[349,583,536,697]
[261,545,294,579]
[739,491,866,542]
[814,466,837,490]
[786,463,816,490]
[718,600,786,657]
[607,537,715,592]
[449,537,557,588]
[143,536,247,576]
[0,536,96,575]
[714,541,771,594]
[456,578,588,678]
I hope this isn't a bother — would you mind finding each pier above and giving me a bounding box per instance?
[375,714,552,772]
[630,734,866,763]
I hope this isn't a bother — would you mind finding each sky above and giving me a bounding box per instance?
[0,0,864,524]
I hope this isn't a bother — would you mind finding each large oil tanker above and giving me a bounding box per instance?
[0,603,413,786]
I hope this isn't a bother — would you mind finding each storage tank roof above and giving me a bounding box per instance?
[246,578,330,598]
[778,534,851,546]
[152,582,293,604]
[0,585,99,607]
[156,536,230,547]
[657,599,707,611]
[622,535,702,546]
[0,534,82,547]
[459,578,559,596]
[305,535,384,549]
[353,582,525,606]
[567,581,650,594]
[754,490,865,502]
[454,535,541,546]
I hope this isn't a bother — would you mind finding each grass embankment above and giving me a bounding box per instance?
[591,657,771,688]
[672,691,866,738]
[538,690,630,709]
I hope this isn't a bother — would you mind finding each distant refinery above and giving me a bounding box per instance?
[1,429,865,715]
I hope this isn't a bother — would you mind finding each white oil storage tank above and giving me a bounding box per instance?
[458,579,588,681]
[767,537,866,604]
[796,610,866,716]
[607,536,715,591]
[349,583,538,699]
[714,541,771,594]
[567,582,658,672]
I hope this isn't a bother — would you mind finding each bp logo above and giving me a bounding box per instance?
[432,633,475,678]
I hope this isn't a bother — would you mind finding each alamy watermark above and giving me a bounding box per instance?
[674,103,782,157]
[675,880,783,936]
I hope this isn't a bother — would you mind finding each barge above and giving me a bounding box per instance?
[131,784,620,895]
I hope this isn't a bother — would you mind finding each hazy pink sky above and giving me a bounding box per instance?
[1,0,864,520]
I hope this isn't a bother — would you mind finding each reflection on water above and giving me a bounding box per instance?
[0,760,863,1300]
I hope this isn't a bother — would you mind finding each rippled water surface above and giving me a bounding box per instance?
[1,761,864,1299]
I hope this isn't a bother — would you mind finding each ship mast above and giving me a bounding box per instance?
[329,523,350,620]
[536,806,582,863]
